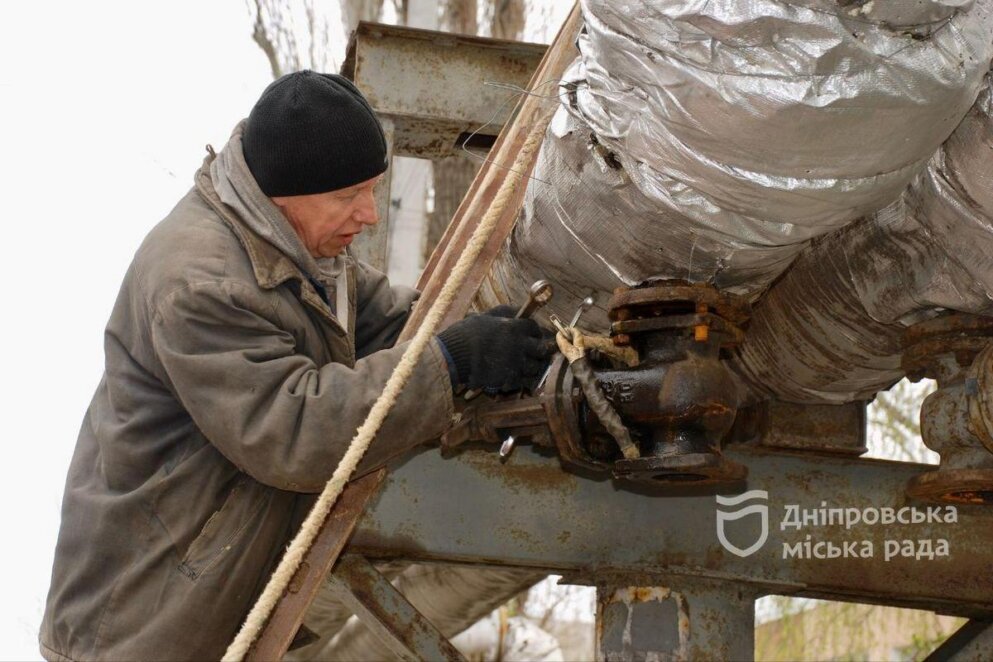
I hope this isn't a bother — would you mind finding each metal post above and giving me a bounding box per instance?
[596,579,756,661]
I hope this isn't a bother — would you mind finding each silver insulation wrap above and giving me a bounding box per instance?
[731,80,993,404]
[479,0,993,336]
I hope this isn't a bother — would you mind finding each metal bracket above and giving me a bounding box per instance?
[326,554,467,662]
[924,619,993,661]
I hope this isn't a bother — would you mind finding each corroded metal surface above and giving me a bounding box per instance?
[352,445,993,618]
[596,581,755,662]
[342,22,547,159]
[732,400,868,457]
[402,6,583,339]
[902,314,993,382]
[608,282,750,328]
[903,315,993,504]
[601,282,745,484]
[324,555,466,662]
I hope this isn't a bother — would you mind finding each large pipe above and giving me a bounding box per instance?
[478,0,993,338]
[731,80,993,404]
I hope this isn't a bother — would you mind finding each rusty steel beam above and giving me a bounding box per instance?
[350,445,993,619]
[325,554,467,662]
[342,22,547,160]
[247,470,386,661]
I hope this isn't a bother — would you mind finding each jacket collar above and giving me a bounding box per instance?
[195,150,305,291]
[194,150,348,335]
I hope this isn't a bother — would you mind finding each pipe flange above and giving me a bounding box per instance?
[610,313,745,347]
[906,468,993,505]
[541,355,612,473]
[967,344,993,453]
[902,313,993,381]
[612,453,747,486]
[608,281,750,326]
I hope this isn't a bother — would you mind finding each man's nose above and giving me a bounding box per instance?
[355,189,379,226]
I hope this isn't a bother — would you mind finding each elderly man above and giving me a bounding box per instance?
[41,71,548,661]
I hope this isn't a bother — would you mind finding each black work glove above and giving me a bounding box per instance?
[437,310,551,392]
[483,305,558,357]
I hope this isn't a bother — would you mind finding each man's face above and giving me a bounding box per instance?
[271,174,382,258]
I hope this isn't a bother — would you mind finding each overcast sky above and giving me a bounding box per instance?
[0,2,296,656]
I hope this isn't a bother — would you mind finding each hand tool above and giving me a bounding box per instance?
[536,293,595,393]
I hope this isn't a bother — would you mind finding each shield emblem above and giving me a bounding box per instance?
[715,490,769,558]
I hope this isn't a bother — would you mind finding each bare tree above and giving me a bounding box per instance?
[489,0,525,40]
[442,0,477,34]
[248,0,338,79]
[341,0,387,35]
[868,378,937,463]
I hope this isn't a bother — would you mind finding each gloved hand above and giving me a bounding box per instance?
[436,308,552,392]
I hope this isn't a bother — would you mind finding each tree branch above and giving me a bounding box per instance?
[251,0,283,79]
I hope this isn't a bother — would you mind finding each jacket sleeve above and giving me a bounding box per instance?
[352,258,419,358]
[150,279,454,493]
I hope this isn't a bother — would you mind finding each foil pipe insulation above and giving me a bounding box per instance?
[731,80,993,404]
[476,0,993,333]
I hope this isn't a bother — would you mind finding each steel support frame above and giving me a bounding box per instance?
[351,445,993,615]
[341,22,547,160]
[325,554,466,662]
[347,444,993,658]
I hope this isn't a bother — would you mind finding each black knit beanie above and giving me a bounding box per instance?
[243,71,388,197]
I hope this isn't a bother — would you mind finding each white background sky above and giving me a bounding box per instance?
[0,2,935,659]
[0,2,304,657]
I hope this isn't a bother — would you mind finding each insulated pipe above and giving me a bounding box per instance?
[477,0,993,337]
[730,81,993,404]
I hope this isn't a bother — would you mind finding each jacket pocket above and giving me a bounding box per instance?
[178,474,271,581]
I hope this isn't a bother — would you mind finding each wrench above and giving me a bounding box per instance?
[516,279,553,319]
[535,293,596,393]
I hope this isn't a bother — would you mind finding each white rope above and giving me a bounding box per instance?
[222,109,555,662]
